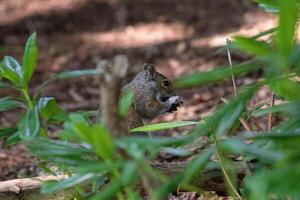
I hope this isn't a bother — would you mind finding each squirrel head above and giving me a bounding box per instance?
[143,63,175,101]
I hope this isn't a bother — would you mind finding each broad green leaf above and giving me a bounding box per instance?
[1,56,24,87]
[41,173,95,193]
[234,36,272,57]
[130,121,198,132]
[65,113,92,142]
[119,89,134,117]
[174,61,260,89]
[22,32,38,83]
[0,98,22,112]
[36,69,99,94]
[37,97,66,122]
[18,108,40,140]
[91,124,114,160]
[277,0,297,58]
[268,79,300,101]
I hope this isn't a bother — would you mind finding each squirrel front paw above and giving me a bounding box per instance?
[167,96,183,113]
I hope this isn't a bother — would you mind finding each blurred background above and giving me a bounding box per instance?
[0,0,275,180]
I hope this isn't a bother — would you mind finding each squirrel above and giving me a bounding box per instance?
[123,63,183,131]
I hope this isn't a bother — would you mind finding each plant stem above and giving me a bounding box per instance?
[213,136,242,200]
[22,88,33,109]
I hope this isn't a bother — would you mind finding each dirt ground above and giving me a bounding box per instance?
[0,0,276,197]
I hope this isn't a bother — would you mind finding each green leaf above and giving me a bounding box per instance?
[216,100,244,136]
[36,69,99,95]
[22,32,38,83]
[91,124,114,160]
[119,89,134,117]
[41,173,95,193]
[268,79,300,101]
[18,108,40,140]
[5,131,21,145]
[0,98,22,112]
[174,60,260,89]
[0,81,12,88]
[1,56,24,87]
[0,127,17,138]
[27,138,92,165]
[37,97,66,122]
[90,180,122,200]
[277,0,297,58]
[130,121,198,132]
[120,161,138,185]
[63,113,93,144]
[182,147,214,182]
[234,36,272,57]
[220,138,282,163]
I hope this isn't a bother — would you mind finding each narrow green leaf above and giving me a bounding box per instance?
[174,61,260,89]
[277,0,297,58]
[130,121,198,132]
[22,32,38,83]
[90,180,122,200]
[5,131,21,145]
[119,89,134,117]
[41,173,95,193]
[220,138,282,163]
[0,127,17,138]
[183,147,214,182]
[234,36,272,56]
[18,108,40,140]
[1,56,24,87]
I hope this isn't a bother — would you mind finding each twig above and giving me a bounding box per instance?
[268,93,275,131]
[226,39,237,96]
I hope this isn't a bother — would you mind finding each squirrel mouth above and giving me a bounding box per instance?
[160,96,170,102]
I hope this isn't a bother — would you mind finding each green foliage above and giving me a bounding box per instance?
[1,1,300,199]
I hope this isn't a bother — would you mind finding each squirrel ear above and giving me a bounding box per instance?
[144,63,156,79]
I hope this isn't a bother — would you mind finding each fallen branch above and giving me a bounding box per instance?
[0,175,67,193]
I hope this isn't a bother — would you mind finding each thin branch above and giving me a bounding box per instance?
[226,39,237,96]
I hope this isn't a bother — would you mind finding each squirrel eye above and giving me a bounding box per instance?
[162,80,170,87]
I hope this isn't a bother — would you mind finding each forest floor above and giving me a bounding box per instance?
[0,0,276,199]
